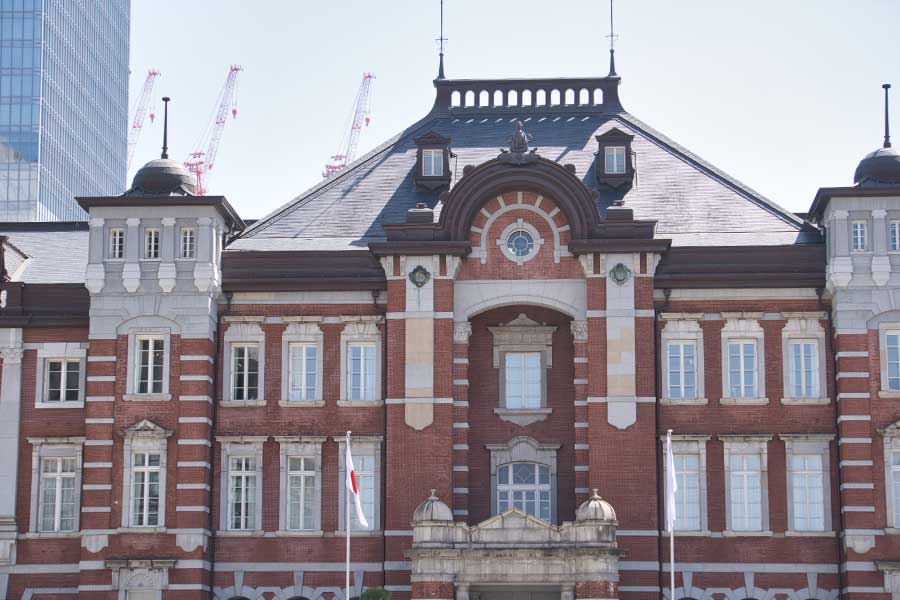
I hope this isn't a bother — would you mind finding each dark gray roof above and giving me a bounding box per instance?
[235,79,818,251]
[0,223,89,283]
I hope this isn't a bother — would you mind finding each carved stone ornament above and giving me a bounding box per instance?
[608,262,632,286]
[499,121,539,165]
[409,265,431,288]
[453,322,473,344]
[0,348,23,364]
[570,320,588,342]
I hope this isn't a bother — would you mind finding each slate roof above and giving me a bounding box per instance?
[0,222,89,283]
[235,77,820,251]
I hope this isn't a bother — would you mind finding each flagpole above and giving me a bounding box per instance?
[667,429,675,600]
[346,431,351,600]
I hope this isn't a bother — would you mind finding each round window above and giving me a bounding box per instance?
[506,230,535,258]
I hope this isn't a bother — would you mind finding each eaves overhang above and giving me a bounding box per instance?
[808,185,900,224]
[76,195,246,232]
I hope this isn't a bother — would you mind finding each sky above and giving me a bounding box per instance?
[128,0,900,220]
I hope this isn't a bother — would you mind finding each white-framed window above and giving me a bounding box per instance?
[891,449,900,528]
[504,351,541,409]
[663,436,710,533]
[223,321,266,404]
[721,319,766,403]
[27,437,84,534]
[789,341,818,399]
[143,228,160,259]
[851,220,867,252]
[109,228,125,259]
[281,321,324,405]
[135,335,165,395]
[130,451,161,527]
[883,328,900,392]
[723,436,770,533]
[667,341,697,401]
[422,148,443,177]
[488,436,559,523]
[39,456,78,532]
[120,419,170,529]
[228,455,258,530]
[230,344,259,401]
[180,227,196,259]
[891,221,900,252]
[782,434,832,533]
[348,343,376,401]
[34,343,87,408]
[604,145,626,174]
[218,438,265,532]
[339,318,382,404]
[660,318,706,404]
[277,437,324,533]
[337,435,382,531]
[496,462,551,521]
[782,319,827,404]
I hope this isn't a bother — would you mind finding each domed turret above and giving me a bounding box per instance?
[412,489,453,523]
[575,489,617,522]
[854,83,900,187]
[128,158,196,196]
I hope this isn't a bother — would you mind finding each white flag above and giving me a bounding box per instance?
[666,429,678,533]
[345,431,369,529]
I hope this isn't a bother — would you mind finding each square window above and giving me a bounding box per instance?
[604,146,626,174]
[108,228,125,259]
[180,227,196,259]
[422,148,443,177]
[504,352,541,408]
[851,221,867,252]
[45,359,80,402]
[143,228,160,259]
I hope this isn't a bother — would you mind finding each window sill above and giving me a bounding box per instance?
[494,407,552,426]
[722,530,773,537]
[879,391,900,399]
[139,258,162,262]
[781,397,830,405]
[117,526,167,534]
[719,397,769,406]
[784,530,835,537]
[123,393,171,402]
[278,399,326,408]
[216,529,265,537]
[273,529,325,537]
[662,530,713,537]
[21,531,81,539]
[330,530,383,537]
[337,400,384,407]
[660,398,708,406]
[220,399,266,407]
[35,400,85,409]
[175,258,196,262]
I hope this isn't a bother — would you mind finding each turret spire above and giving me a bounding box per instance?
[160,96,170,159]
[884,83,892,149]
[607,0,618,77]
[436,0,447,80]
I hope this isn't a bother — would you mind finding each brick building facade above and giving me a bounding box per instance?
[0,70,898,600]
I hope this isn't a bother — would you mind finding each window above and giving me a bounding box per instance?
[887,332,900,391]
[892,450,900,527]
[891,221,900,252]
[672,453,701,531]
[727,341,757,399]
[230,344,259,401]
[109,228,125,259]
[144,228,160,259]
[39,457,77,532]
[288,344,317,402]
[337,436,382,531]
[135,336,165,395]
[130,452,160,527]
[285,456,317,530]
[349,453,375,529]
[789,341,818,398]
[44,359,80,402]
[496,462,551,521]
[604,146,626,174]
[228,455,257,530]
[422,148,443,177]
[790,454,825,531]
[504,352,541,408]
[729,452,762,531]
[851,220,867,252]
[667,341,697,401]
[348,343,376,401]
[505,230,535,258]
[180,227,196,259]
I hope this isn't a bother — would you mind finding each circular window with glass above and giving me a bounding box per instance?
[506,229,535,258]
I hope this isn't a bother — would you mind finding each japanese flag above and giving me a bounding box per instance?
[345,431,369,528]
[666,429,678,533]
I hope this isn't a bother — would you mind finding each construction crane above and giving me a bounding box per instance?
[184,65,242,195]
[126,68,161,173]
[323,72,375,178]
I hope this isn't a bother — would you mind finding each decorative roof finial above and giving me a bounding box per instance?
[607,0,618,77]
[436,0,447,80]
[160,96,170,159]
[884,83,892,149]
[499,121,539,165]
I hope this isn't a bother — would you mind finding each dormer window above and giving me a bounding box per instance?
[595,127,635,189]
[414,131,452,190]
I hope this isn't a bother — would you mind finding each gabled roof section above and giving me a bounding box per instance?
[233,75,818,252]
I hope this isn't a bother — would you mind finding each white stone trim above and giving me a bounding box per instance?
[276,436,325,533]
[223,321,266,403]
[280,321,324,404]
[219,438,265,532]
[495,218,545,265]
[34,343,88,408]
[477,197,567,265]
[660,318,705,403]
[121,420,172,529]
[780,434,834,533]
[721,435,771,534]
[26,437,85,533]
[339,319,383,403]
[720,318,766,403]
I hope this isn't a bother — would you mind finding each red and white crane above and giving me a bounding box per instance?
[184,65,242,196]
[126,68,161,173]
[323,72,375,179]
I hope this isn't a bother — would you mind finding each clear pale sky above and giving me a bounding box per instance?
[128,0,899,219]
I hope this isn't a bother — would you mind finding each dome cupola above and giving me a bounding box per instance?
[126,96,197,196]
[575,489,617,522]
[854,83,900,187]
[412,489,453,523]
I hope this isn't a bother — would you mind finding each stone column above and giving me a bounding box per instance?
[872,209,891,285]
[456,582,470,600]
[85,218,106,293]
[0,328,23,567]
[828,210,852,288]
[158,217,177,292]
[123,217,141,292]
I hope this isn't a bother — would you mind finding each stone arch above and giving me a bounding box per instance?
[474,199,568,265]
[115,314,182,335]
[437,157,599,242]
[456,282,586,323]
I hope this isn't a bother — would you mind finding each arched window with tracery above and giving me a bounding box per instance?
[496,461,551,520]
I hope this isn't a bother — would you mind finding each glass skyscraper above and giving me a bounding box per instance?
[0,0,129,222]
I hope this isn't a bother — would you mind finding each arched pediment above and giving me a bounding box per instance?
[437,157,600,241]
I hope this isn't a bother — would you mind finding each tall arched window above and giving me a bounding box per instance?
[496,461,551,520]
